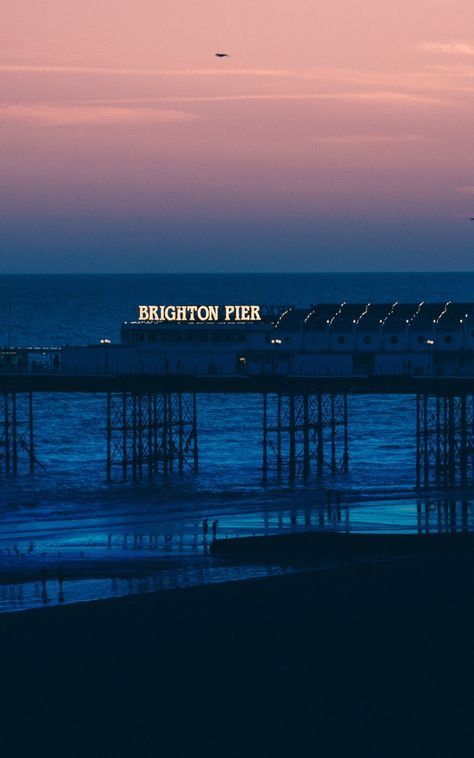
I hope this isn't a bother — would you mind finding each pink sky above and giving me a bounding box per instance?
[1,0,474,271]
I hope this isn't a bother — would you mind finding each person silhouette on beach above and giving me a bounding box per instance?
[202,519,209,540]
[211,520,219,541]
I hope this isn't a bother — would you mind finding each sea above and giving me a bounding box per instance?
[1,272,473,613]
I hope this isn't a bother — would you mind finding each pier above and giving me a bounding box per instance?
[4,300,474,485]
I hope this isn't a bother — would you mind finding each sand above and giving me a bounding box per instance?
[0,546,472,757]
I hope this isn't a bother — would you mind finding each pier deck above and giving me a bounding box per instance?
[1,371,474,394]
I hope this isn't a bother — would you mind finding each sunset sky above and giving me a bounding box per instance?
[1,0,474,272]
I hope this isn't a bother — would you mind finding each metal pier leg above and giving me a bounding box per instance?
[132,394,138,481]
[147,393,153,478]
[289,393,296,481]
[162,393,168,474]
[317,393,323,476]
[330,393,337,474]
[303,393,310,480]
[168,393,174,473]
[178,393,184,473]
[4,392,10,474]
[192,392,198,473]
[448,396,455,487]
[416,393,421,488]
[122,393,127,480]
[435,396,441,485]
[277,394,282,479]
[28,392,34,474]
[137,394,143,478]
[12,393,17,475]
[460,395,467,486]
[262,393,268,482]
[343,392,349,473]
[153,394,159,474]
[106,392,112,482]
[423,394,429,487]
[443,397,448,487]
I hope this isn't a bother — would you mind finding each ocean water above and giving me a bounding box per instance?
[0,273,473,612]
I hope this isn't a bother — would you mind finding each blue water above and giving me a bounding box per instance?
[0,273,473,612]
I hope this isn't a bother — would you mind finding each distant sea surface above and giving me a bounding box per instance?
[0,273,473,612]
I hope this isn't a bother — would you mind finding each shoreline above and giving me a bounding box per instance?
[0,528,473,614]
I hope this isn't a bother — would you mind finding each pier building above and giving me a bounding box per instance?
[58,301,474,378]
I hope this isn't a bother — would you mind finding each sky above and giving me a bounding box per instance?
[1,0,474,272]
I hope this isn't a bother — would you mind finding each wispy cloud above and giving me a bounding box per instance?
[420,42,474,56]
[0,64,308,78]
[86,91,445,107]
[310,133,423,145]
[457,186,474,194]
[0,104,199,125]
[0,62,469,103]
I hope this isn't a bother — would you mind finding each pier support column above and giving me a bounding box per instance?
[303,394,310,480]
[262,391,349,482]
[106,392,111,482]
[289,394,296,481]
[415,392,474,488]
[1,392,36,476]
[106,392,198,481]
[317,393,324,476]
[262,393,268,482]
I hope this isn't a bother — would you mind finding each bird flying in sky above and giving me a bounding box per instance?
[215,52,229,57]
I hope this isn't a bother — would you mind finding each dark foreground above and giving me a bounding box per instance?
[0,551,472,757]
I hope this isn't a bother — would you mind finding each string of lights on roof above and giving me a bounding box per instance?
[304,306,318,325]
[380,301,398,325]
[354,303,371,325]
[274,307,292,328]
[406,301,424,325]
[433,301,451,324]
[327,302,347,326]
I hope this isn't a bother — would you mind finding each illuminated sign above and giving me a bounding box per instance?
[138,305,261,322]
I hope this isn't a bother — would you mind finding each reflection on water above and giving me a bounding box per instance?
[0,493,472,614]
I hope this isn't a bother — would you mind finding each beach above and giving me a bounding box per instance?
[1,543,472,757]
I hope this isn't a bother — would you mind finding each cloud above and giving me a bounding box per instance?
[420,42,474,56]
[457,186,474,194]
[0,63,307,78]
[90,90,445,107]
[310,133,422,145]
[0,104,199,126]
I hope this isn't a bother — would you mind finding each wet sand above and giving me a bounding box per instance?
[0,545,472,757]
